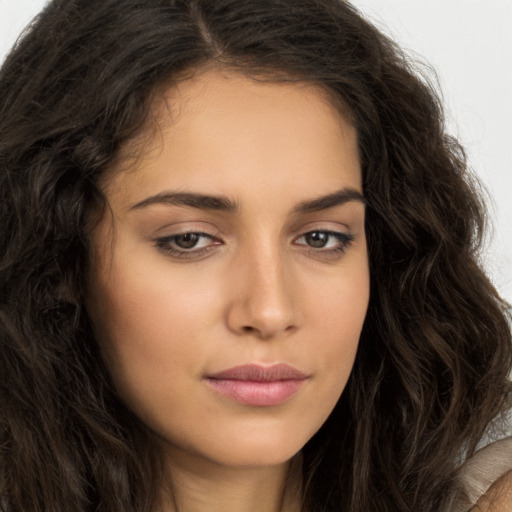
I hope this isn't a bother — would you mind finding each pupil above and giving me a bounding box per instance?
[175,233,199,249]
[306,232,328,248]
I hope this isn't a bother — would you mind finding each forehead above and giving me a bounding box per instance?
[103,69,361,208]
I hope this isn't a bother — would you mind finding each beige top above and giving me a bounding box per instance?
[281,440,512,512]
[449,437,512,511]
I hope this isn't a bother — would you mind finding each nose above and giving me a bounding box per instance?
[226,246,299,340]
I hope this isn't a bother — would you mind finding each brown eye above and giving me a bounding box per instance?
[294,230,355,259]
[304,231,329,248]
[155,232,221,259]
[174,233,201,249]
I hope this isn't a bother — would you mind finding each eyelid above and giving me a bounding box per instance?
[152,222,355,261]
[154,232,223,260]
[150,221,222,239]
[291,219,351,234]
[293,229,354,247]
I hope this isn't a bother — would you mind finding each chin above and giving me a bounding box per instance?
[209,438,303,468]
[156,418,316,470]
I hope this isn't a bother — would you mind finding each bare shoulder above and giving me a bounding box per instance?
[470,469,512,512]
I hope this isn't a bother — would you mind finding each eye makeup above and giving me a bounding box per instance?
[153,227,355,262]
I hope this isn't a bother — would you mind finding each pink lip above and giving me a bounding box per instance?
[205,364,308,406]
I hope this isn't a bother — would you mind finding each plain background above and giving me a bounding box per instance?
[1,0,511,303]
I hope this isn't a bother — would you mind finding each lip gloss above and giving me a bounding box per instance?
[207,378,305,406]
[205,363,308,406]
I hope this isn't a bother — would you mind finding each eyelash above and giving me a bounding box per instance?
[154,230,354,260]
[295,230,354,260]
[154,232,219,260]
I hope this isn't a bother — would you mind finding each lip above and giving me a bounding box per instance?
[205,364,308,406]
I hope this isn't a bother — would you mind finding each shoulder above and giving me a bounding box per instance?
[470,468,512,511]
[453,437,512,512]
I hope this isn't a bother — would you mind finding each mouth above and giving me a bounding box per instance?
[205,363,309,406]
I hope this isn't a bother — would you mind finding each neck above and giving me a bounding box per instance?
[157,448,302,512]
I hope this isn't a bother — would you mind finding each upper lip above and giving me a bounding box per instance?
[207,363,308,382]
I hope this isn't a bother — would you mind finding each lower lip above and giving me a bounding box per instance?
[206,378,306,406]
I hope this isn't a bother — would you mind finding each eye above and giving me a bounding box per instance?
[154,232,221,259]
[172,233,208,249]
[302,231,333,248]
[294,230,354,258]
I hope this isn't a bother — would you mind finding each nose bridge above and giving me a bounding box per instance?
[227,235,298,339]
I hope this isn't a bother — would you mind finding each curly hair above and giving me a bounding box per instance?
[0,1,510,511]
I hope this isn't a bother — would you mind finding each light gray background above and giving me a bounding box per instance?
[1,0,511,303]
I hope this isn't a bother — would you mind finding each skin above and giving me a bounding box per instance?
[472,471,512,512]
[86,68,370,512]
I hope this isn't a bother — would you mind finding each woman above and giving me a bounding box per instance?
[0,1,510,511]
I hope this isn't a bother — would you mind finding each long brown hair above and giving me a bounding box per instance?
[1,1,510,511]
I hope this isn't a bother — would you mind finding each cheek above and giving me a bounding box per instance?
[305,260,369,388]
[85,252,223,411]
[85,231,370,466]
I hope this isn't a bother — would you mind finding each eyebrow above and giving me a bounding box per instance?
[130,192,238,212]
[293,188,365,213]
[129,187,365,213]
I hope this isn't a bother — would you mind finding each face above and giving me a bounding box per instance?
[86,69,369,470]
